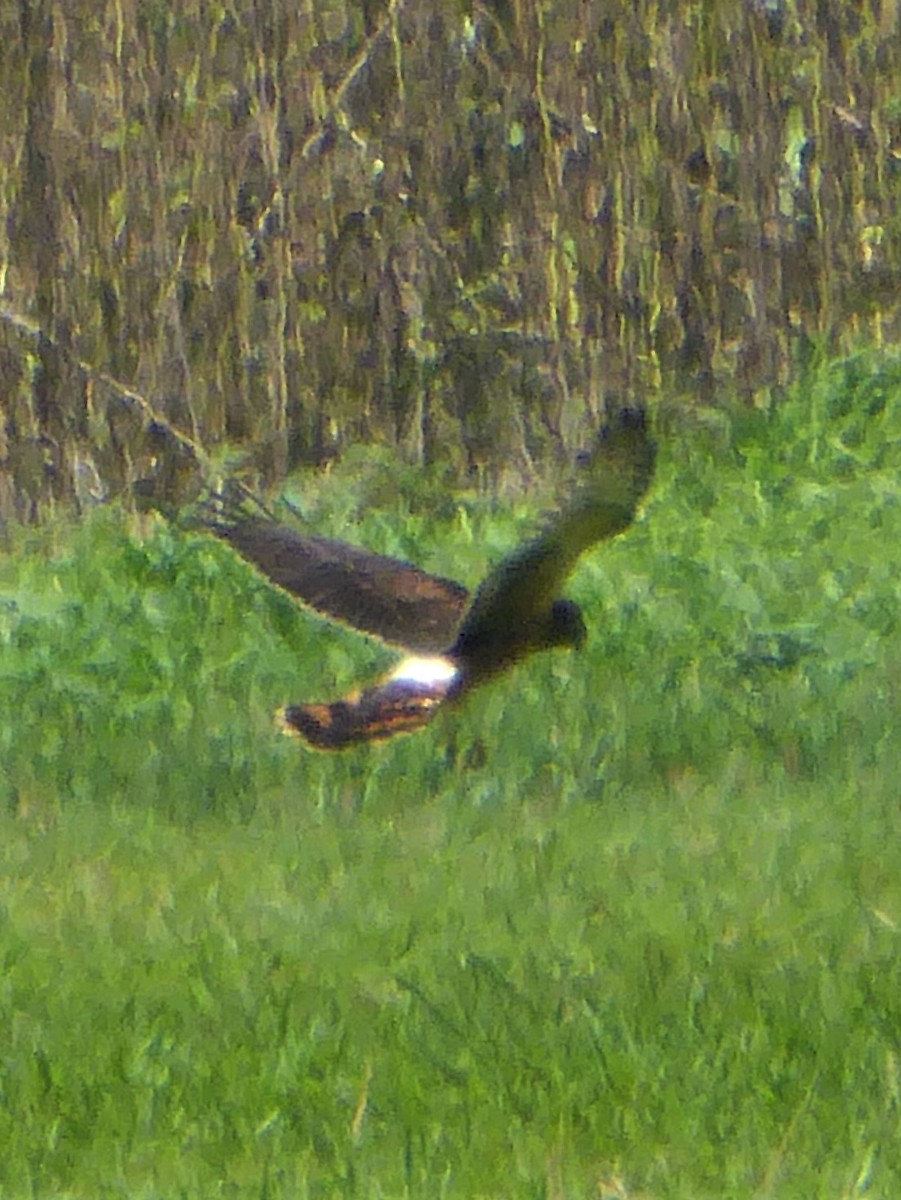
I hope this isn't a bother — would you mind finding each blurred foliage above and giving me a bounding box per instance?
[2,348,901,806]
[2,0,901,520]
[2,353,901,1194]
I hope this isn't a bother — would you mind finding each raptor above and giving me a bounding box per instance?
[203,408,655,749]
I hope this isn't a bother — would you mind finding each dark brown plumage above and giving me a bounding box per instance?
[211,520,469,653]
[203,407,655,749]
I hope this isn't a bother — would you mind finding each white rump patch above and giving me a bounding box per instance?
[389,655,460,686]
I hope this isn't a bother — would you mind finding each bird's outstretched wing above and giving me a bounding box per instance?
[204,503,469,653]
[453,406,655,658]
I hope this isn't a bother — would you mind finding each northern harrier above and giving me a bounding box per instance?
[204,408,655,749]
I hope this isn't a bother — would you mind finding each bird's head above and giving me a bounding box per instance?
[547,598,587,650]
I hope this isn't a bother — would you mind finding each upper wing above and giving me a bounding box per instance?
[456,406,655,647]
[205,510,469,653]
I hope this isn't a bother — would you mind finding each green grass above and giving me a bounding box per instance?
[3,352,901,1197]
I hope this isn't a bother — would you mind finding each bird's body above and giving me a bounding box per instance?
[204,407,655,749]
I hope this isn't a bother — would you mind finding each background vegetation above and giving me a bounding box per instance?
[2,355,901,1196]
[2,0,901,518]
[2,2,901,1196]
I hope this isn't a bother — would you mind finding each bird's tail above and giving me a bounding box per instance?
[277,668,456,749]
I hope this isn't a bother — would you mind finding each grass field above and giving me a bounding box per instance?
[2,354,901,1198]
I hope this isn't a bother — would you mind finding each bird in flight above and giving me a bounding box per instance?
[203,407,655,749]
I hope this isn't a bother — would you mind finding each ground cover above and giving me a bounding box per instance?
[1,354,900,1197]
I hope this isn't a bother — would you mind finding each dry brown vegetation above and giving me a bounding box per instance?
[1,0,900,521]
